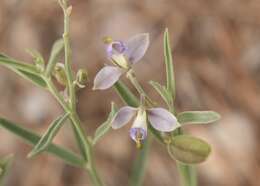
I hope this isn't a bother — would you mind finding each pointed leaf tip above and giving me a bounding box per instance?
[28,113,69,158]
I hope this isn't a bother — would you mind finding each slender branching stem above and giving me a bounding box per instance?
[42,1,104,185]
[60,0,76,111]
[45,77,103,186]
[126,69,154,106]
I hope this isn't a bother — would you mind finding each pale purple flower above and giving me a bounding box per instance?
[93,33,149,90]
[111,106,180,145]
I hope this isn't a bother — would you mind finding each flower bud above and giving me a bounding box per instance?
[76,69,88,88]
[53,63,67,86]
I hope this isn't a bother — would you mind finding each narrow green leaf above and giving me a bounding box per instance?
[0,54,39,74]
[114,81,139,107]
[45,39,64,77]
[28,113,69,158]
[0,54,47,88]
[177,111,221,125]
[0,154,14,186]
[13,69,47,88]
[93,102,117,145]
[164,28,175,100]
[168,135,211,164]
[149,81,172,105]
[0,117,84,167]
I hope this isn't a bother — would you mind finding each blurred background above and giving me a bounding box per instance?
[0,0,260,185]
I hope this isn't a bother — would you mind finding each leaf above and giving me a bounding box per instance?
[0,54,47,88]
[0,117,84,167]
[28,113,69,158]
[114,81,139,107]
[168,135,211,164]
[45,39,64,77]
[149,81,172,105]
[177,111,221,125]
[0,54,38,74]
[93,102,117,145]
[13,69,47,88]
[0,154,14,186]
[164,28,175,100]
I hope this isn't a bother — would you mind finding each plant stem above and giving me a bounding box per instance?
[126,69,154,106]
[61,0,76,111]
[177,164,197,186]
[46,2,104,185]
[169,103,197,186]
[45,77,103,186]
[129,135,152,186]
[125,70,154,186]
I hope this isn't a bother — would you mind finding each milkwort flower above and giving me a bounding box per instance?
[111,105,180,148]
[93,33,149,90]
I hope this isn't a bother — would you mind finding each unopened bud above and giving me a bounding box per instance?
[53,63,67,86]
[26,49,45,73]
[76,69,88,88]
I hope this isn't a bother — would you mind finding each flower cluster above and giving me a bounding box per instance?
[94,33,180,146]
[111,106,180,147]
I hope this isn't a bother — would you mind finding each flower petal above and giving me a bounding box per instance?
[124,33,149,64]
[147,108,180,132]
[129,128,147,142]
[111,106,137,129]
[93,66,123,90]
[106,41,127,57]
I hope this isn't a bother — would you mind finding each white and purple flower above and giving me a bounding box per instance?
[111,106,180,146]
[93,33,149,90]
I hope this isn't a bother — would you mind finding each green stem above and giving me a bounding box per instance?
[169,102,197,186]
[177,164,197,186]
[126,69,154,106]
[129,136,152,186]
[124,71,154,186]
[61,0,76,111]
[46,77,103,186]
[58,2,103,185]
